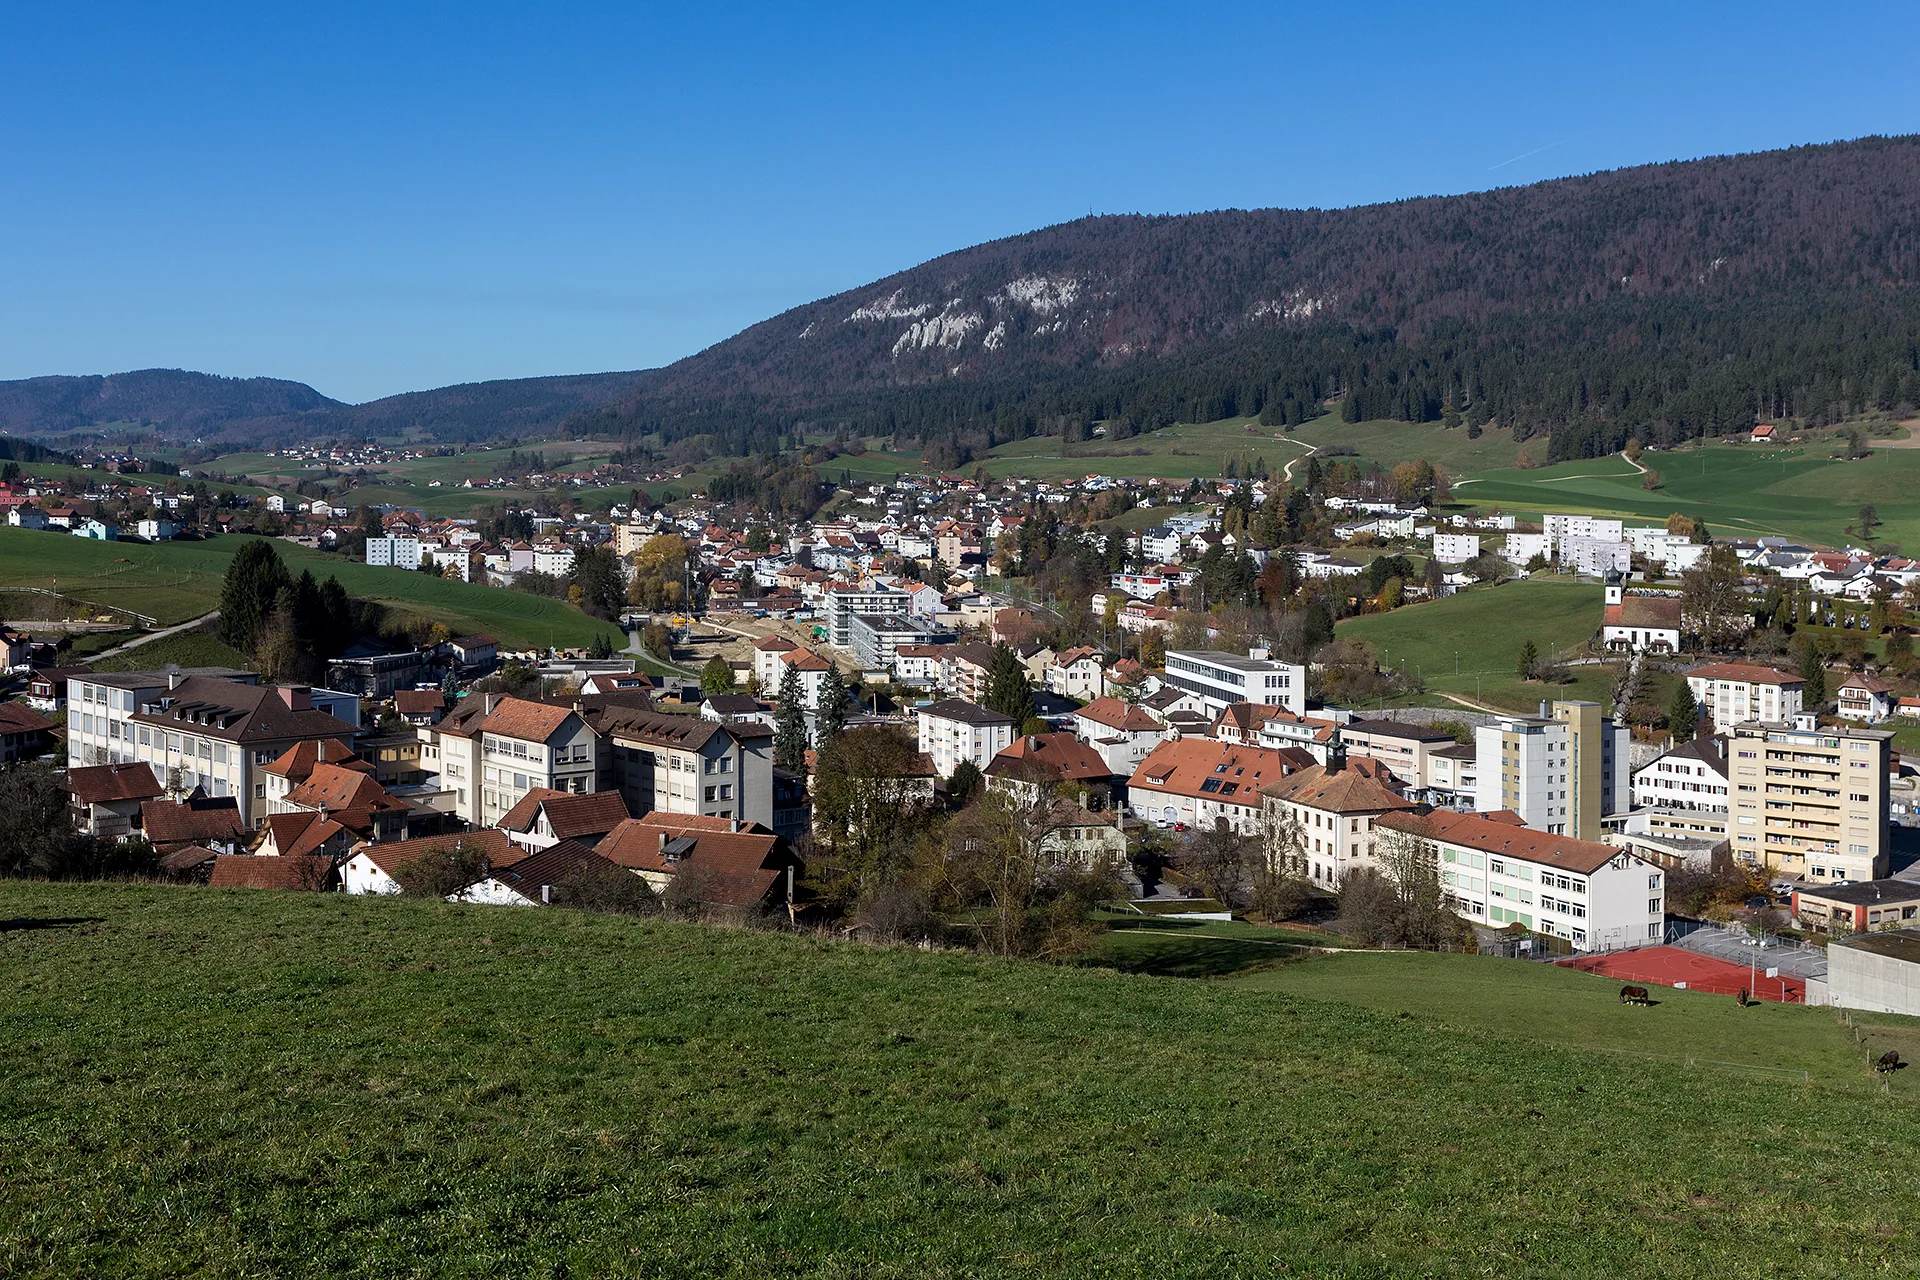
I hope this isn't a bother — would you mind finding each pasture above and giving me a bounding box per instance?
[1334,577,1612,713]
[4,880,1919,1277]
[1460,439,1920,550]
[0,528,614,650]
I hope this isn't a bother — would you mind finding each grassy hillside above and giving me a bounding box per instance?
[4,882,1918,1278]
[1335,578,1612,712]
[1460,439,1920,549]
[0,528,613,650]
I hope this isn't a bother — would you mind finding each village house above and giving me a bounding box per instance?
[1127,738,1305,836]
[1260,760,1417,889]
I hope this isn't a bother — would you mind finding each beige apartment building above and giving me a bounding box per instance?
[1728,717,1892,882]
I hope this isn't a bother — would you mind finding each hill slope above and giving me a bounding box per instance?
[585,135,1920,463]
[3,881,1915,1278]
[0,369,646,447]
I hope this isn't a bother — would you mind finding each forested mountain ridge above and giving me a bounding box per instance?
[584,134,1920,464]
[0,368,647,446]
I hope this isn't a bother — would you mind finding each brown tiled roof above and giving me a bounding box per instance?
[921,698,1014,727]
[261,811,358,859]
[158,844,221,874]
[986,733,1114,784]
[1604,597,1682,629]
[393,690,445,715]
[286,762,407,814]
[1128,739,1300,809]
[754,635,800,652]
[478,696,576,743]
[482,839,615,902]
[1374,809,1625,875]
[261,738,366,781]
[209,854,335,890]
[350,829,522,878]
[129,676,357,744]
[497,788,631,839]
[67,761,163,805]
[592,704,726,749]
[0,701,53,734]
[595,816,798,907]
[1076,696,1162,733]
[140,797,246,849]
[1261,763,1415,813]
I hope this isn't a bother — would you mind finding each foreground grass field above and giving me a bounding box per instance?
[1335,578,1612,712]
[5,882,1919,1277]
[0,528,613,649]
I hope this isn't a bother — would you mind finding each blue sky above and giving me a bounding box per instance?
[3,2,1917,402]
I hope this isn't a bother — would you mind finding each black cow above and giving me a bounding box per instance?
[1877,1049,1902,1073]
[1619,984,1652,1006]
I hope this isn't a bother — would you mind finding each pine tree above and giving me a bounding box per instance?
[218,539,290,653]
[815,661,848,740]
[1667,683,1699,740]
[983,643,1034,724]
[774,666,807,771]
[1517,640,1538,681]
[1799,642,1828,709]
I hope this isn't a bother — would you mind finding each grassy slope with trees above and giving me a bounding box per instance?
[4,881,1918,1278]
[0,527,612,649]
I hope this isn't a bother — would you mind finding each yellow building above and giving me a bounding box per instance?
[1728,717,1891,882]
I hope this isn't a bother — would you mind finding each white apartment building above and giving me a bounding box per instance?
[1503,532,1553,565]
[366,534,424,569]
[1556,536,1631,578]
[916,699,1016,778]
[1047,647,1105,700]
[1431,533,1481,564]
[1543,513,1624,542]
[1473,702,1627,838]
[1162,649,1305,717]
[1379,808,1666,952]
[1685,663,1804,728]
[827,586,915,647]
[475,699,600,828]
[65,671,357,827]
[1631,736,1730,812]
[1728,717,1892,882]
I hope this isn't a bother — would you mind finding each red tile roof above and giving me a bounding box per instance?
[1261,763,1414,814]
[986,733,1114,784]
[1687,663,1802,686]
[595,815,797,907]
[67,761,163,805]
[496,788,630,839]
[1128,739,1298,809]
[209,854,335,890]
[140,797,246,850]
[350,829,522,879]
[1374,809,1625,875]
[1076,696,1162,733]
[479,696,577,743]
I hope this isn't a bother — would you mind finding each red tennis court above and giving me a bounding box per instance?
[1558,946,1805,1003]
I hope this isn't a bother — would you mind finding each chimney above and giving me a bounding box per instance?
[168,668,184,690]
[278,686,312,712]
[1249,646,1269,661]
[730,818,740,833]
[541,884,551,905]
[658,831,669,852]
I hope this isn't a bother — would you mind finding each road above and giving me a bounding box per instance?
[82,611,221,664]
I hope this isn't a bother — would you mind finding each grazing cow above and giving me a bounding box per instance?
[1877,1049,1902,1073]
[1737,988,1749,1007]
[1619,984,1652,1006]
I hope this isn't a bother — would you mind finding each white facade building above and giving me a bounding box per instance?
[1161,649,1305,717]
[366,534,424,569]
[1431,533,1481,564]
[916,699,1016,778]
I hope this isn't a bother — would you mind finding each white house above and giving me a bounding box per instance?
[1685,663,1804,728]
[1046,647,1105,700]
[916,699,1016,778]
[341,830,521,896]
[1377,808,1665,952]
[1431,533,1480,564]
[1631,736,1730,812]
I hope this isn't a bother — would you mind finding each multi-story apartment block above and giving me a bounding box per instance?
[1337,719,1463,802]
[917,699,1016,779]
[1431,533,1480,564]
[475,698,600,828]
[1542,513,1624,542]
[826,586,914,647]
[1473,701,1627,838]
[848,613,948,671]
[596,705,774,828]
[1379,808,1666,952]
[65,670,357,827]
[1686,663,1804,728]
[1556,535,1631,578]
[1162,649,1305,718]
[1728,717,1892,882]
[365,534,423,569]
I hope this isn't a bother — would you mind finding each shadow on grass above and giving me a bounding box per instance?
[1084,933,1314,979]
[0,916,106,933]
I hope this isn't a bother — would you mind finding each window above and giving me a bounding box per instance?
[705,786,717,803]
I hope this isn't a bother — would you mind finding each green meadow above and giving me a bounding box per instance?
[0,528,614,650]
[4,881,1917,1278]
[1335,577,1613,713]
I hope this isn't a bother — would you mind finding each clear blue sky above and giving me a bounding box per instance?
[3,2,1916,403]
